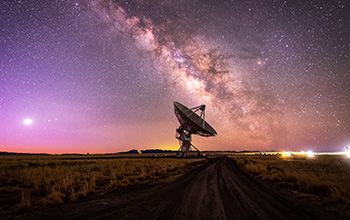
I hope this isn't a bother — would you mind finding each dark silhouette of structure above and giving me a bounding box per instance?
[174,102,217,157]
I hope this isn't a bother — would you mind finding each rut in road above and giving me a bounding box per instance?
[18,157,330,220]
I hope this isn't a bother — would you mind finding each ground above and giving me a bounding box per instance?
[6,157,335,220]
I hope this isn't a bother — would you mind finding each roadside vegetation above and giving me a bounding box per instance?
[231,155,350,219]
[0,155,204,216]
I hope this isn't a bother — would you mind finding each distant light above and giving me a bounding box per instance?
[24,118,32,125]
[282,151,291,157]
[307,151,314,157]
[345,146,350,158]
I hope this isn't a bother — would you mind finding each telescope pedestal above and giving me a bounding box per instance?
[176,128,201,157]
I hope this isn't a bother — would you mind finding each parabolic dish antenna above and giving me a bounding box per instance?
[174,101,217,157]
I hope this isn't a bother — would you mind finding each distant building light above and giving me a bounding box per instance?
[307,151,314,157]
[282,151,291,157]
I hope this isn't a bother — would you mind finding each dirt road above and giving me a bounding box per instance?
[17,157,331,220]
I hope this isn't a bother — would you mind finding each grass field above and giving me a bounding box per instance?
[0,155,205,216]
[231,154,350,219]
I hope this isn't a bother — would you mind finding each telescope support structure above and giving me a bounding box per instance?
[176,127,201,157]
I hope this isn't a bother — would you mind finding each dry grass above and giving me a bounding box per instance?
[0,155,204,215]
[231,155,350,219]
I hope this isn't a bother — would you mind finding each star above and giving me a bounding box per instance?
[23,118,33,126]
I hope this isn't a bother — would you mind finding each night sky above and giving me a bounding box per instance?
[1,0,349,153]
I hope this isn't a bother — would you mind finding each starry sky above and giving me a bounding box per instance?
[1,0,349,154]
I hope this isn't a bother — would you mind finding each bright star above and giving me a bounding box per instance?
[24,118,33,125]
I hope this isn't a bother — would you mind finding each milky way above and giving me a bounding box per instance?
[1,0,349,153]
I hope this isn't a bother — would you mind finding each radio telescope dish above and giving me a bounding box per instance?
[174,102,217,137]
[174,101,217,157]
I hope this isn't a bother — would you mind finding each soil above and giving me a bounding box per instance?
[7,157,334,220]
